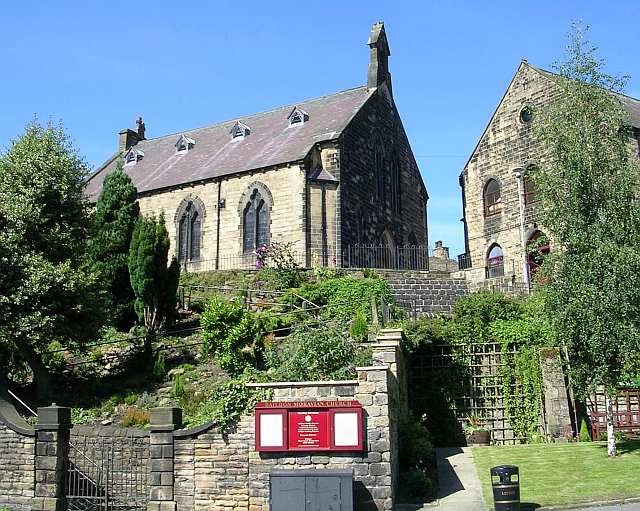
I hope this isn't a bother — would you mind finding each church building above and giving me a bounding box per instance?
[458,60,640,287]
[85,22,428,271]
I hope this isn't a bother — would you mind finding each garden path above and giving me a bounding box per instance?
[435,447,485,510]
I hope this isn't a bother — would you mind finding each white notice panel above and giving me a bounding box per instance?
[260,413,284,447]
[333,412,359,447]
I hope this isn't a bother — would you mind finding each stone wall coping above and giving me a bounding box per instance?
[370,341,401,349]
[356,365,389,371]
[173,421,216,439]
[246,380,359,388]
[0,392,35,437]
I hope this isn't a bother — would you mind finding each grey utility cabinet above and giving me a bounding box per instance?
[270,469,354,511]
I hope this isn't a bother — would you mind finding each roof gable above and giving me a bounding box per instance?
[461,61,640,176]
[86,86,372,200]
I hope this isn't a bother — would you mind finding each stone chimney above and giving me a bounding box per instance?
[118,117,145,152]
[136,116,146,140]
[433,240,450,260]
[367,21,391,91]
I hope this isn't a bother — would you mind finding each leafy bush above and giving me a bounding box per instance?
[122,407,150,427]
[349,310,369,341]
[201,296,262,375]
[453,291,523,342]
[579,418,592,442]
[402,316,464,352]
[124,391,139,406]
[182,377,270,431]
[290,275,392,323]
[266,325,357,381]
[71,407,98,425]
[354,346,373,367]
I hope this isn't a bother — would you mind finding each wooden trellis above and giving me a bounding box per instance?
[409,342,542,445]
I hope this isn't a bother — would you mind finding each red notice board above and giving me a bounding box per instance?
[255,401,363,452]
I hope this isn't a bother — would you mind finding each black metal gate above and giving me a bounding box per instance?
[65,435,149,511]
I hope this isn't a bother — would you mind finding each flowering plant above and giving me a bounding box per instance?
[254,244,268,269]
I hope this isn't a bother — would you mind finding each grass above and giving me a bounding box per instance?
[473,441,640,509]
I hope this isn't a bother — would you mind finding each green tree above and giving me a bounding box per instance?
[532,24,640,456]
[0,122,104,398]
[128,214,180,341]
[89,160,139,330]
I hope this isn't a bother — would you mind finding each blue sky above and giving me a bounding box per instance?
[1,1,639,257]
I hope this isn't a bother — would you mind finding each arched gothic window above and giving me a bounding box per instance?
[484,179,502,217]
[243,189,270,253]
[486,244,504,278]
[177,201,202,263]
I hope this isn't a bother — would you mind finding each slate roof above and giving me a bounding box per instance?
[85,86,372,200]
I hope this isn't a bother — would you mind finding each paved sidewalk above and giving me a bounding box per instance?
[435,447,485,510]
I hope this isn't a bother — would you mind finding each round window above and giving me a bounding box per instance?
[519,106,534,124]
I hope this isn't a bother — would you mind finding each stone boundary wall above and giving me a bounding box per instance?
[0,332,405,511]
[172,364,398,511]
[0,422,35,510]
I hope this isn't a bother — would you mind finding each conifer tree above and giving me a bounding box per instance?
[128,214,180,341]
[89,160,139,330]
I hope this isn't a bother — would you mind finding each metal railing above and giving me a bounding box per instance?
[341,244,430,270]
[66,435,149,511]
[178,245,432,272]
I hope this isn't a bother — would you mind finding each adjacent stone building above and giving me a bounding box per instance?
[458,61,640,286]
[85,22,428,271]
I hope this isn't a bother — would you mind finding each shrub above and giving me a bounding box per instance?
[71,408,98,425]
[173,374,186,400]
[124,391,139,406]
[152,352,166,381]
[399,414,434,470]
[579,418,592,442]
[266,325,357,381]
[399,468,433,500]
[453,291,523,342]
[182,377,270,431]
[201,296,262,375]
[122,407,150,427]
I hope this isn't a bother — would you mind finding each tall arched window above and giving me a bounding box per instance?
[486,244,504,278]
[390,153,401,213]
[375,149,385,202]
[177,200,203,263]
[484,179,502,217]
[243,188,270,252]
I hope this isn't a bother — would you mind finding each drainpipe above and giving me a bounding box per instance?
[514,170,529,286]
[215,179,222,270]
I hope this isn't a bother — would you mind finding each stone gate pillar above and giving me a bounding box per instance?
[33,404,71,511]
[539,347,573,440]
[148,407,182,511]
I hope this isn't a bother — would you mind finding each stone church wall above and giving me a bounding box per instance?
[340,89,428,252]
[137,163,306,269]
[461,64,557,282]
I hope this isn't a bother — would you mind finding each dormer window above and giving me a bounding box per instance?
[287,106,309,127]
[175,134,195,154]
[230,121,250,140]
[124,148,144,166]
